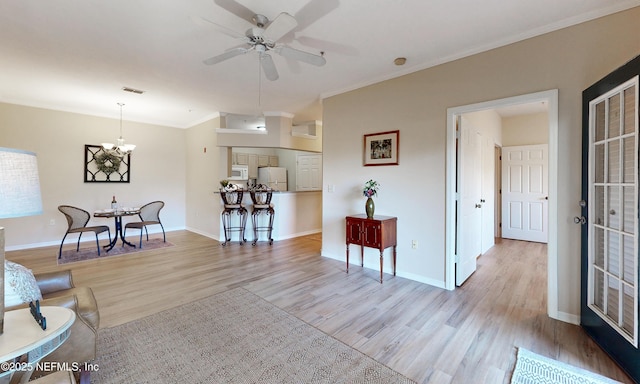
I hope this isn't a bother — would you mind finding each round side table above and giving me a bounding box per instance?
[0,306,75,383]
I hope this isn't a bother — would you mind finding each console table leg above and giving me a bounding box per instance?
[379,251,384,284]
[346,244,349,273]
[393,245,397,276]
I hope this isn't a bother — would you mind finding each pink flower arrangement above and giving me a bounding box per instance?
[363,179,380,198]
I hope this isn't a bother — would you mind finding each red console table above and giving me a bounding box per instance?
[345,214,397,283]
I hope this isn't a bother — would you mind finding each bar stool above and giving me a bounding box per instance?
[220,186,248,246]
[249,184,274,245]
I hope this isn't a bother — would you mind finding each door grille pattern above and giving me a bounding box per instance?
[588,77,639,346]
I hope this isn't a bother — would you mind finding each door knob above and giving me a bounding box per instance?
[475,204,482,208]
[579,200,587,207]
[574,216,587,225]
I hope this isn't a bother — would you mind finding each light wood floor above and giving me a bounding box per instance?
[6,231,632,383]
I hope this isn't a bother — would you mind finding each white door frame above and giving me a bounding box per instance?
[445,89,560,320]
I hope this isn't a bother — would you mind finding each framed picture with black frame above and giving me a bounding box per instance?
[84,144,131,182]
[363,130,399,166]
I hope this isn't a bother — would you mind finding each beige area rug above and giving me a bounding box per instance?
[58,238,173,264]
[93,288,416,384]
[511,347,622,384]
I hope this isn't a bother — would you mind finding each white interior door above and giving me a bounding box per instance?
[501,144,549,243]
[456,116,482,286]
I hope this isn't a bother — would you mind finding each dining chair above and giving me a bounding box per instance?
[58,205,111,259]
[123,201,166,247]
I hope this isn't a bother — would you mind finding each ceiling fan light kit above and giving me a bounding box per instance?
[202,9,326,82]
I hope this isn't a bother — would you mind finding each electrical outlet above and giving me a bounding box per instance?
[411,240,418,249]
[49,219,56,226]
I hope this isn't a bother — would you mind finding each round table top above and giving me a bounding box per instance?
[0,306,75,362]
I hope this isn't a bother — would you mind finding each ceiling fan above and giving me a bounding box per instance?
[201,6,327,81]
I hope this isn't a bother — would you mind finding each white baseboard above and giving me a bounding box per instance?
[553,311,580,325]
[320,252,447,290]
[6,226,182,251]
[275,229,321,241]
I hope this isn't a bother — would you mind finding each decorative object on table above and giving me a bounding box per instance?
[363,179,380,219]
[101,102,136,156]
[511,347,622,384]
[57,205,111,258]
[123,201,166,248]
[111,195,118,209]
[220,179,230,188]
[29,300,46,330]
[84,144,131,182]
[363,130,400,166]
[0,147,43,334]
[4,260,45,329]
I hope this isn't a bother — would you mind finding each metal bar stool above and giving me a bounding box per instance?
[249,185,274,245]
[220,187,248,246]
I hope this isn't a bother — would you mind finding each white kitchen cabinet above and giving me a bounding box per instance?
[296,154,322,191]
[258,155,269,167]
[236,152,248,165]
[248,154,258,179]
[269,155,279,167]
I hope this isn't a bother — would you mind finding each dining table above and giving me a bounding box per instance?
[93,207,141,251]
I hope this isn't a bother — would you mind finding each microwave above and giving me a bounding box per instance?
[229,165,248,180]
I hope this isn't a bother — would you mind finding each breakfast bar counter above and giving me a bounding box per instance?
[215,190,321,244]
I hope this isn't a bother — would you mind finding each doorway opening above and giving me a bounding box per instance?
[445,89,561,320]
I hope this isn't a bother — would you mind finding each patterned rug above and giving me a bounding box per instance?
[511,348,622,384]
[93,288,416,384]
[58,238,173,264]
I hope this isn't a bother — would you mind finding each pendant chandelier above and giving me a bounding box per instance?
[102,103,135,156]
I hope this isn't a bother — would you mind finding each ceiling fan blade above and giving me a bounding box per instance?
[213,0,256,25]
[294,0,339,31]
[260,54,279,81]
[203,47,248,65]
[190,15,246,39]
[276,46,326,66]
[263,12,297,43]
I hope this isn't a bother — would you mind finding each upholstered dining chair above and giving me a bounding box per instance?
[58,205,111,259]
[123,201,166,247]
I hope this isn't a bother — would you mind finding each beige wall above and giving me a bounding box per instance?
[0,103,186,249]
[321,7,640,319]
[502,112,549,146]
[185,117,222,239]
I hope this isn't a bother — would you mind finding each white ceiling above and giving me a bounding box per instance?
[0,0,638,128]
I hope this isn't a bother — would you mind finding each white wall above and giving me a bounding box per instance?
[502,112,549,146]
[321,7,640,317]
[0,103,186,249]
